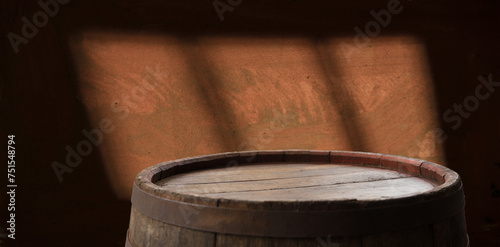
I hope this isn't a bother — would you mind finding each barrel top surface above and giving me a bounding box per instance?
[155,163,438,201]
[131,150,464,238]
[135,150,462,210]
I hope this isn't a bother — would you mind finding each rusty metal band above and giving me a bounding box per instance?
[131,182,465,238]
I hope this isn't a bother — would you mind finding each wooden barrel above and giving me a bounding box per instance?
[126,150,468,247]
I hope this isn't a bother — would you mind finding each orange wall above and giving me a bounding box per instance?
[68,32,444,199]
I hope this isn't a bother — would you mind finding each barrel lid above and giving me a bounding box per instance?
[131,150,464,237]
[156,163,438,202]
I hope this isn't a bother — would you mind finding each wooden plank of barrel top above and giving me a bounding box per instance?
[125,150,469,247]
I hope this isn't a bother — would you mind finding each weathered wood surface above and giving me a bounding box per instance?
[156,164,436,201]
[127,150,468,247]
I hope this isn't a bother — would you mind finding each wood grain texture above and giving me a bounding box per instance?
[127,209,467,247]
[156,164,436,201]
[128,207,215,247]
[127,150,468,247]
